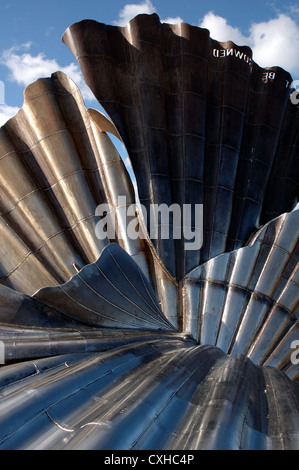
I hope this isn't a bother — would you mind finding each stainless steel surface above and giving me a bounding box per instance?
[63,13,299,280]
[0,341,298,450]
[35,243,175,331]
[0,71,150,295]
[0,13,298,450]
[182,210,299,380]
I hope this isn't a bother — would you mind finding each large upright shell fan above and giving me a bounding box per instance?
[0,14,298,450]
[63,13,299,279]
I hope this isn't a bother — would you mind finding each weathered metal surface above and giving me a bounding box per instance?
[63,13,299,280]
[0,341,298,450]
[0,282,82,328]
[0,324,180,363]
[182,210,299,380]
[0,14,297,450]
[0,71,150,295]
[35,243,175,331]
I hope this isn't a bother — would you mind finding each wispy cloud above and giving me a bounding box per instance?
[0,104,20,126]
[113,0,183,26]
[162,17,184,24]
[113,3,299,77]
[113,0,156,26]
[0,43,95,102]
[199,11,299,77]
[200,11,247,45]
[1,4,298,130]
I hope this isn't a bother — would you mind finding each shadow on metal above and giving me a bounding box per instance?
[0,13,298,450]
[35,243,175,331]
[63,13,299,280]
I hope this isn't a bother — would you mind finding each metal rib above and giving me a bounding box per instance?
[0,72,149,295]
[35,243,175,331]
[182,210,299,379]
[0,341,298,450]
[0,13,297,451]
[63,13,299,280]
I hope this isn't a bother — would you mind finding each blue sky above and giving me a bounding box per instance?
[0,0,299,125]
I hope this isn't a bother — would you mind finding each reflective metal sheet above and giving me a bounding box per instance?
[0,72,151,295]
[0,341,298,450]
[0,13,297,451]
[182,210,299,377]
[63,13,299,280]
[35,243,175,331]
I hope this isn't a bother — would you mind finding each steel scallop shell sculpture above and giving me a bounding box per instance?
[0,13,298,450]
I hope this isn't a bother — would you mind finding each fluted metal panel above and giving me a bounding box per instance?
[182,210,299,379]
[0,71,149,295]
[35,243,175,331]
[0,283,82,329]
[63,13,299,280]
[0,14,297,451]
[0,324,179,363]
[0,341,298,450]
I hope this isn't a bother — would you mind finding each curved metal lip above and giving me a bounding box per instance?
[61,13,294,78]
[0,13,298,451]
[34,242,176,332]
[61,12,297,282]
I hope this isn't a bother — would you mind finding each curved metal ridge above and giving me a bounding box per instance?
[63,13,299,280]
[0,326,181,364]
[0,13,298,451]
[182,210,299,380]
[0,282,84,329]
[0,71,149,295]
[0,341,298,450]
[35,243,175,331]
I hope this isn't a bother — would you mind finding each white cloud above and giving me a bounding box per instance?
[249,14,299,75]
[200,11,248,45]
[288,5,299,19]
[113,5,299,77]
[199,12,299,78]
[114,1,183,27]
[162,17,184,24]
[113,0,156,26]
[0,104,20,126]
[0,43,95,103]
